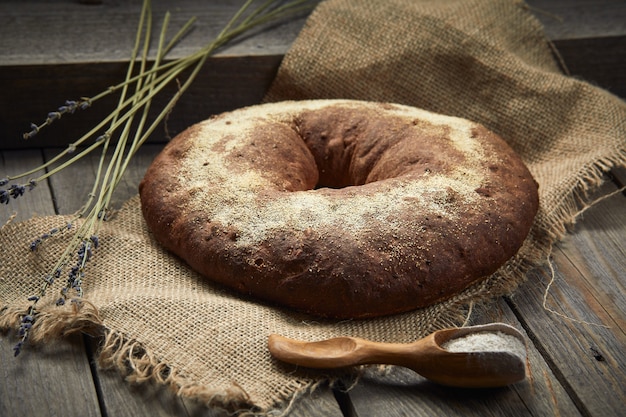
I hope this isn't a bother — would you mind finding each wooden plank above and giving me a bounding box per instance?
[1,0,621,65]
[0,151,101,417]
[344,298,580,417]
[0,0,315,65]
[525,0,626,40]
[0,0,311,149]
[611,166,626,187]
[0,334,101,417]
[283,387,346,417]
[0,55,283,150]
[551,36,626,98]
[524,0,626,97]
[42,145,163,215]
[0,150,56,223]
[506,184,626,416]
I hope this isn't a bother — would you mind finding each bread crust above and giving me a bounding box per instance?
[139,100,539,318]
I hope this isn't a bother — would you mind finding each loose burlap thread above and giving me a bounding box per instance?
[1,0,625,415]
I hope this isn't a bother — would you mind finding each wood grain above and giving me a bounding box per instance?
[0,334,101,417]
[551,36,626,98]
[0,0,315,65]
[523,0,626,97]
[0,151,100,417]
[0,150,56,223]
[0,55,283,150]
[1,0,621,63]
[0,0,310,149]
[525,0,626,40]
[506,185,626,417]
[344,299,581,417]
[42,145,163,215]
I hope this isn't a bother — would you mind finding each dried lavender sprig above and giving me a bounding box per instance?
[9,0,316,356]
[14,232,97,356]
[0,180,37,205]
[63,235,98,300]
[23,99,92,140]
[7,1,313,187]
[30,222,72,252]
[20,11,194,144]
[11,0,154,355]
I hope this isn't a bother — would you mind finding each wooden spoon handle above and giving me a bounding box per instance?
[268,334,358,368]
[268,333,434,369]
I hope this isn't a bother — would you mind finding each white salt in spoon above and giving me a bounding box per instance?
[268,323,527,388]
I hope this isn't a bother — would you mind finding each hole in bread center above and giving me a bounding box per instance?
[238,105,456,192]
[294,106,444,190]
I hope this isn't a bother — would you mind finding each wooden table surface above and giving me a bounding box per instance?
[1,1,624,416]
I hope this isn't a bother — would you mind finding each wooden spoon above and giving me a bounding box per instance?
[268,323,527,388]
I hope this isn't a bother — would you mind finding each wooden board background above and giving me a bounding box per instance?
[1,1,625,416]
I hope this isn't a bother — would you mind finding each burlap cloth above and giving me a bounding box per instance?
[1,0,625,414]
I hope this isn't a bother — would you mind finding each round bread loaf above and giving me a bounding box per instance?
[139,100,539,319]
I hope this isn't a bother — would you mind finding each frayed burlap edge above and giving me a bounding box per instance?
[0,296,303,416]
[0,224,570,415]
[0,304,254,415]
[538,149,626,243]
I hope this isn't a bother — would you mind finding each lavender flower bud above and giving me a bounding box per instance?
[58,100,78,114]
[23,123,39,140]
[13,341,23,357]
[79,98,91,110]
[18,322,32,336]
[46,112,61,123]
[29,239,42,251]
[8,184,25,199]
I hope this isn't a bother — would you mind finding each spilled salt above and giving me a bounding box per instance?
[442,331,526,360]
